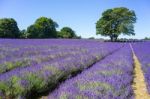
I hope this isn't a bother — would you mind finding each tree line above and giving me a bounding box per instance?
[0,17,81,39]
[0,7,138,41]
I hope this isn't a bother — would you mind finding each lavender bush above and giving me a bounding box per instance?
[48,44,134,99]
[0,39,123,98]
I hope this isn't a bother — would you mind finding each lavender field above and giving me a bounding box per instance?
[0,39,150,99]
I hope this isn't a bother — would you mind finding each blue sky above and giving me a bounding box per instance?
[0,0,150,39]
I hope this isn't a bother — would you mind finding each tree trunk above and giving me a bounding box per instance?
[110,34,118,42]
[114,36,118,41]
[110,36,113,42]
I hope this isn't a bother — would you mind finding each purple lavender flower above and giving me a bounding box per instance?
[48,44,134,99]
[0,39,123,98]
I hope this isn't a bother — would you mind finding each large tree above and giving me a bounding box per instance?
[26,17,58,38]
[96,7,137,41]
[58,27,77,38]
[0,18,20,38]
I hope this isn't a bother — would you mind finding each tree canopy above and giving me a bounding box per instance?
[26,17,58,38]
[96,7,137,41]
[0,18,20,38]
[58,27,77,38]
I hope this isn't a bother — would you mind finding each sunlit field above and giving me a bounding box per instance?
[0,39,150,99]
[1,0,150,99]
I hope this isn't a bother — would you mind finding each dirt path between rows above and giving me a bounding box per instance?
[130,44,150,99]
[40,44,150,99]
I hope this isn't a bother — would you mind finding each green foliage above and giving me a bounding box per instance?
[0,76,25,98]
[26,17,58,38]
[43,65,60,74]
[0,18,20,38]
[9,76,25,97]
[58,27,77,38]
[96,7,137,41]
[25,73,46,91]
[26,25,39,38]
[77,81,114,93]
[0,17,80,39]
[59,93,68,99]
[0,82,9,94]
[1,59,31,73]
[20,29,27,38]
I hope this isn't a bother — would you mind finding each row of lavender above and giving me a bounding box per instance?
[0,39,114,74]
[48,44,134,99]
[132,42,150,94]
[0,39,123,98]
[0,39,96,74]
